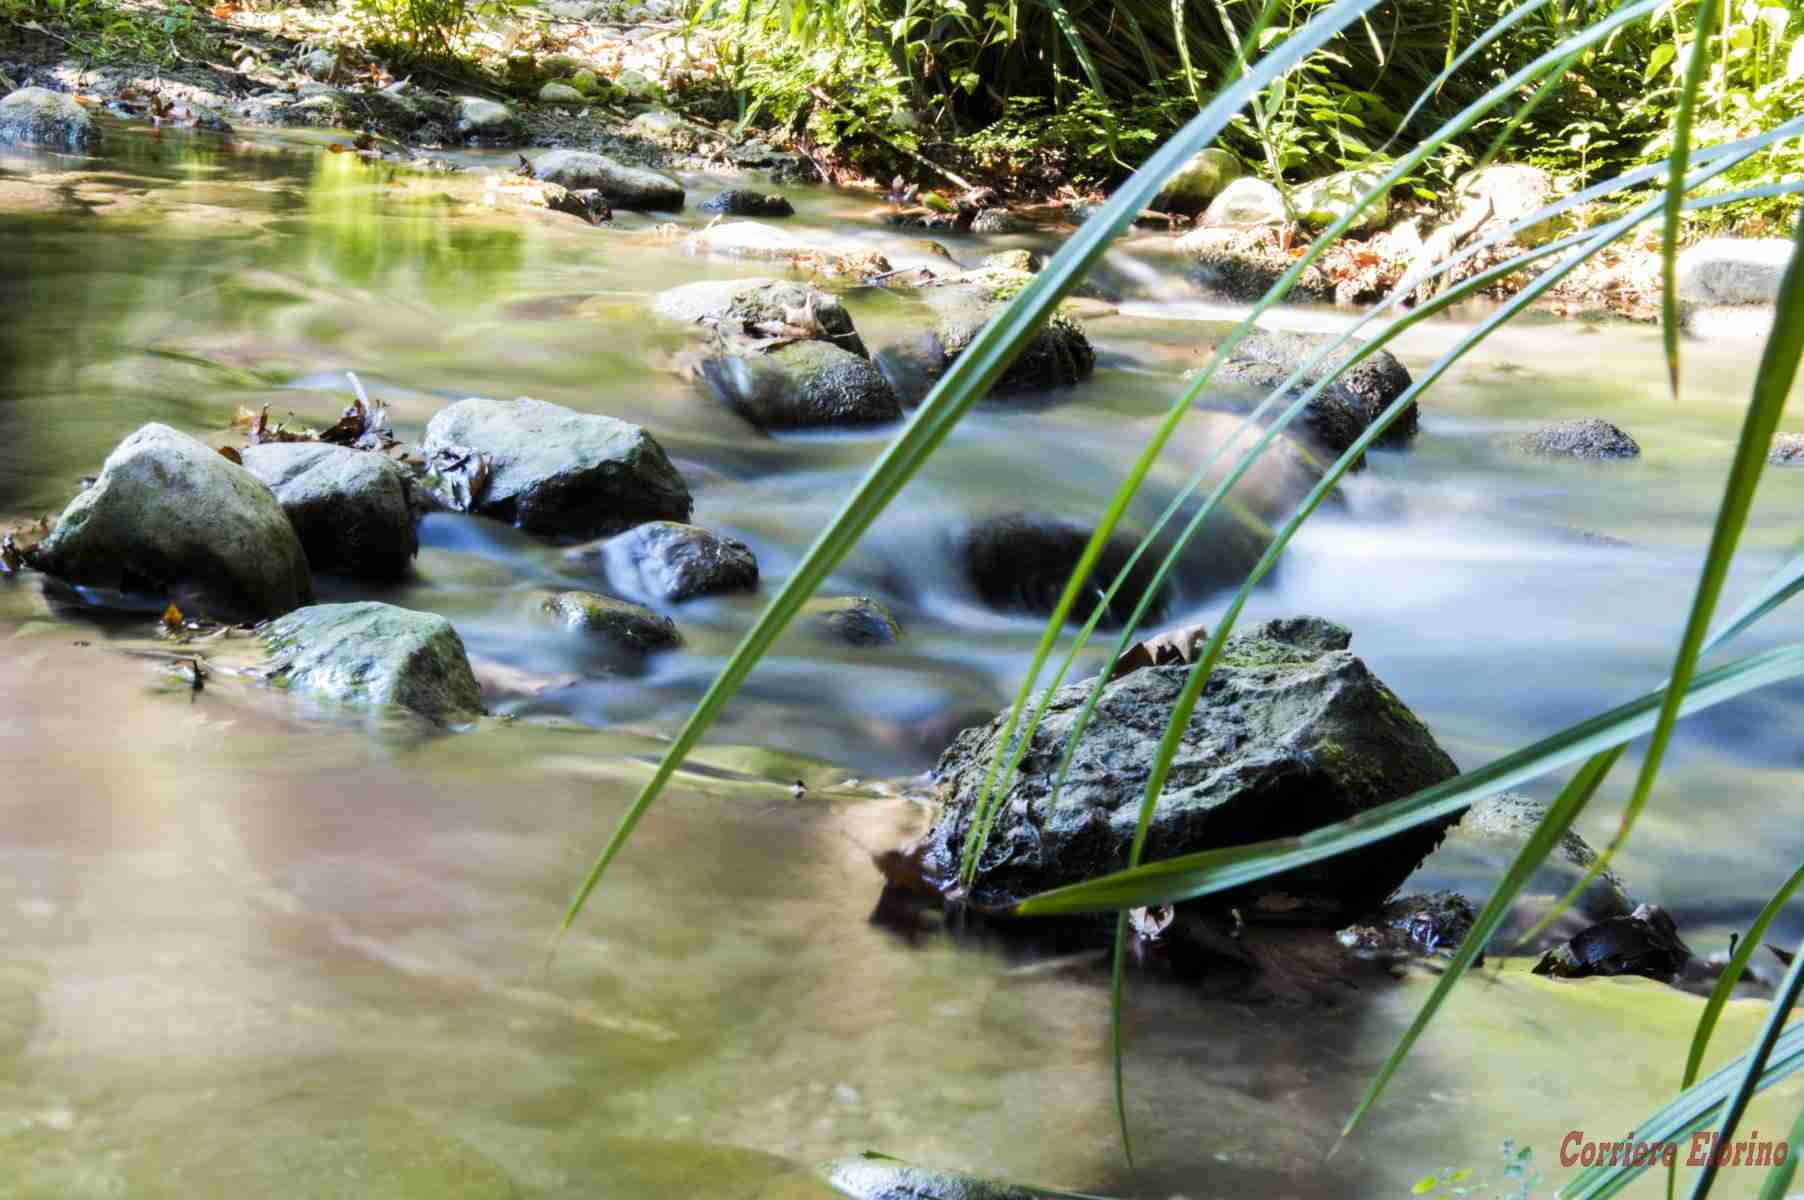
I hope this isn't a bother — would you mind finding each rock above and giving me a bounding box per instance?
[538,81,585,104]
[530,149,683,209]
[0,87,99,152]
[421,397,692,539]
[455,96,518,142]
[1770,432,1804,465]
[698,340,902,429]
[1520,418,1640,460]
[821,1157,1056,1200]
[980,249,1042,272]
[239,443,419,581]
[35,423,312,620]
[568,69,601,95]
[1201,177,1291,228]
[1216,329,1418,447]
[537,589,681,649]
[1337,890,1477,960]
[616,68,661,101]
[1290,166,1391,232]
[1677,237,1796,306]
[1453,163,1568,247]
[258,601,481,722]
[626,107,709,149]
[803,595,902,646]
[298,47,338,80]
[893,273,1095,398]
[652,277,866,356]
[1154,147,1243,214]
[1203,360,1372,466]
[920,616,1461,915]
[539,52,583,77]
[567,520,757,603]
[1534,903,1693,983]
[698,189,794,217]
[1164,411,1335,514]
[679,221,890,278]
[1177,227,1334,304]
[968,208,1022,234]
[958,511,1169,627]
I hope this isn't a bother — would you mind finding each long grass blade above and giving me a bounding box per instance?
[1754,1102,1804,1199]
[558,0,1393,936]
[1661,0,1724,398]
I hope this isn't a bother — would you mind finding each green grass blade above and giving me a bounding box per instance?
[1686,930,1804,1199]
[559,0,1395,937]
[1754,1102,1804,1199]
[1563,1021,1804,1199]
[1666,861,1804,1199]
[1172,0,1202,102]
[1661,0,1724,398]
[1013,643,1804,915]
[1119,5,1170,100]
[1044,0,1119,159]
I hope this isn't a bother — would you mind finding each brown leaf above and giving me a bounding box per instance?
[161,603,185,631]
[217,445,242,464]
[1107,621,1211,682]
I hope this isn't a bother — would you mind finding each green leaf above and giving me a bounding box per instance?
[1660,0,1723,399]
[1646,40,1677,79]
[1754,1101,1804,1199]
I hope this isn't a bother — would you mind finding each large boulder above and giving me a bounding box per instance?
[1154,147,1243,215]
[421,397,692,540]
[1215,329,1417,447]
[530,149,683,210]
[920,616,1461,916]
[0,87,100,152]
[1677,237,1795,306]
[1290,166,1391,233]
[1519,418,1640,460]
[1201,177,1291,228]
[34,424,312,620]
[1452,163,1570,247]
[258,601,482,722]
[697,341,901,429]
[884,273,1094,401]
[239,442,419,581]
[567,520,758,603]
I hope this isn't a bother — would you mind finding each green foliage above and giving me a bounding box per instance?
[347,0,521,56]
[1,0,213,65]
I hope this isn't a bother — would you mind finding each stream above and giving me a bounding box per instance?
[2,119,1803,1198]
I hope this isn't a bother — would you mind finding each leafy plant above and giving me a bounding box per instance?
[347,0,521,56]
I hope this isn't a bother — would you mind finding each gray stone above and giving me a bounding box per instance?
[239,443,419,581]
[895,274,1094,398]
[1423,792,1635,924]
[1203,360,1373,466]
[35,424,312,620]
[568,520,758,603]
[1678,237,1796,306]
[1216,329,1418,446]
[538,81,585,104]
[298,47,338,80]
[616,68,661,101]
[968,207,1022,234]
[682,220,810,260]
[1453,163,1570,247]
[698,189,792,217]
[652,278,866,356]
[802,595,902,645]
[529,148,682,209]
[537,589,680,649]
[1202,177,1291,228]
[455,96,518,142]
[258,601,481,722]
[980,249,1042,272]
[921,616,1461,915]
[821,1157,1052,1200]
[421,397,692,539]
[0,87,99,152]
[1154,147,1243,214]
[1770,432,1804,465]
[699,340,901,429]
[1520,418,1640,460]
[1176,228,1334,304]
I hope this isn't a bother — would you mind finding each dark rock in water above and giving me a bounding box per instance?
[1216,330,1417,447]
[898,280,1095,400]
[920,616,1461,916]
[803,595,902,646]
[420,397,692,540]
[1771,433,1804,465]
[35,423,312,620]
[653,278,867,357]
[959,512,1168,627]
[698,341,901,430]
[1206,361,1374,467]
[537,589,681,650]
[1337,890,1477,960]
[1520,418,1640,460]
[259,601,482,722]
[699,189,794,217]
[567,520,758,602]
[0,87,99,151]
[820,1156,1063,1200]
[239,443,419,581]
[1534,903,1693,982]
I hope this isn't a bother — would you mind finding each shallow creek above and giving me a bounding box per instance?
[1,121,1802,1197]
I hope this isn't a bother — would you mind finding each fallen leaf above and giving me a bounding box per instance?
[161,603,185,631]
[1107,620,1211,682]
[217,445,242,464]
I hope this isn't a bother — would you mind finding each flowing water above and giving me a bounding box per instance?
[2,120,1802,1198]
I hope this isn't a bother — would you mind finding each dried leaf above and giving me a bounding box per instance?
[217,445,242,464]
[1107,621,1211,682]
[161,603,185,631]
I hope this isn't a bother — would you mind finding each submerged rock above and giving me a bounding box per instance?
[1216,329,1417,448]
[35,423,312,620]
[980,249,1042,273]
[699,189,793,217]
[568,520,758,603]
[239,443,419,581]
[680,222,891,278]
[958,512,1169,627]
[920,616,1461,916]
[259,601,482,722]
[537,589,681,650]
[530,149,683,210]
[698,341,901,429]
[1534,903,1693,983]
[0,86,100,152]
[1520,418,1640,460]
[421,397,692,540]
[803,595,902,646]
[455,96,518,142]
